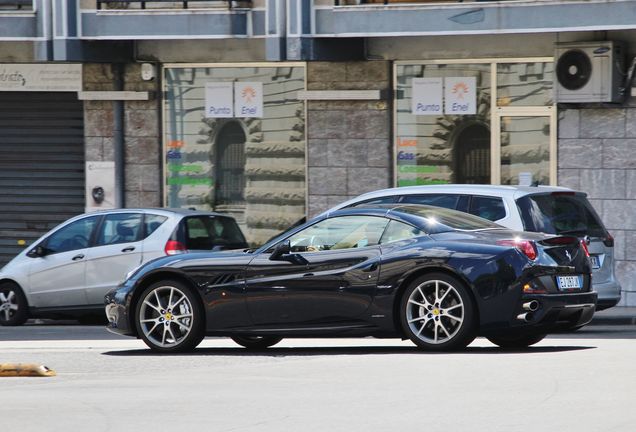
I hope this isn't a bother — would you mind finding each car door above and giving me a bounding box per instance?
[84,212,145,305]
[27,215,99,308]
[245,215,389,326]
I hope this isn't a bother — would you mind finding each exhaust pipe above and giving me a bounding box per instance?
[522,300,539,312]
[517,312,532,322]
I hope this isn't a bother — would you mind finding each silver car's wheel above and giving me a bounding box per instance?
[0,283,28,326]
[400,273,475,351]
[136,280,204,352]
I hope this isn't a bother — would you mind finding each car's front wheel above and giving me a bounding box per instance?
[487,334,546,349]
[400,273,476,351]
[0,282,28,326]
[231,336,283,349]
[135,280,204,353]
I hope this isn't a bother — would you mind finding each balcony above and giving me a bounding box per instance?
[79,0,262,40]
[0,0,37,40]
[317,0,636,37]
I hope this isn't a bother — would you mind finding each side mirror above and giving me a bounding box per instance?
[269,240,291,261]
[26,245,47,258]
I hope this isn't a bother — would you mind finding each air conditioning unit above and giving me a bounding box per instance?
[554,41,625,103]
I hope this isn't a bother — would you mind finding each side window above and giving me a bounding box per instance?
[46,217,98,254]
[380,220,426,244]
[95,213,143,246]
[468,196,506,221]
[349,196,398,208]
[288,216,389,252]
[399,194,461,210]
[143,214,168,239]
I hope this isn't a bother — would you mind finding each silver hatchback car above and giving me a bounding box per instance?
[0,208,247,326]
[320,184,621,310]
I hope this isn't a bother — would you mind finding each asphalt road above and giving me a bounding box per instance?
[1,324,635,432]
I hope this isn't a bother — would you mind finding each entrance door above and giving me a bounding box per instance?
[494,108,556,186]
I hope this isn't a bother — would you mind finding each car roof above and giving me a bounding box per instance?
[81,208,234,218]
[334,184,583,208]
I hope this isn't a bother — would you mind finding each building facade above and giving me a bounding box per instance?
[0,0,635,304]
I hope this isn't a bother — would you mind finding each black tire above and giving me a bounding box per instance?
[0,282,29,326]
[231,336,283,350]
[487,333,546,349]
[400,273,476,351]
[135,279,205,353]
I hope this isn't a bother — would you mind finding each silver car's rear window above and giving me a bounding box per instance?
[516,193,607,238]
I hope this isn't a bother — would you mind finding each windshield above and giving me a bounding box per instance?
[516,193,607,238]
[391,205,503,233]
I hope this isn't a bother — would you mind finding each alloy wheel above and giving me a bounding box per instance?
[138,285,195,349]
[405,279,465,345]
[0,290,19,323]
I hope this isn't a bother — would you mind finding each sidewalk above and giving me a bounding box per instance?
[590,306,636,326]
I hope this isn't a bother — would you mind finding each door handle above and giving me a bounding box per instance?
[362,263,378,272]
[121,246,135,253]
[71,254,85,261]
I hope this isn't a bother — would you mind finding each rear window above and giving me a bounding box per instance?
[179,216,247,250]
[516,193,607,237]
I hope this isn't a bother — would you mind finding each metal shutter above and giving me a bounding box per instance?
[0,92,85,265]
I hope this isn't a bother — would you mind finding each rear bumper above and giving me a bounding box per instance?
[482,291,597,336]
[592,279,621,310]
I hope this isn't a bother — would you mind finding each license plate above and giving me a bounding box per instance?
[557,275,583,290]
[590,255,601,270]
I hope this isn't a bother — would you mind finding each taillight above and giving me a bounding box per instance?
[580,240,590,257]
[497,239,538,260]
[603,232,614,248]
[164,240,187,255]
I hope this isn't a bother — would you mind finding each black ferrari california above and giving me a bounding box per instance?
[105,205,596,352]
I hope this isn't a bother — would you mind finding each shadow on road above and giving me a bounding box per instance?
[102,344,595,357]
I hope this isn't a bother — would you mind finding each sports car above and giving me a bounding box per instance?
[105,205,596,352]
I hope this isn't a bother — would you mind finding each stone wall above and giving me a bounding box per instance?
[558,107,636,306]
[83,63,161,208]
[307,61,393,217]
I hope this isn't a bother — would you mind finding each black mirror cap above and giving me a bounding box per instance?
[26,245,46,258]
[269,240,291,260]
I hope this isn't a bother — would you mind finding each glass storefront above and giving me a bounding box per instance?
[395,59,555,187]
[163,64,306,245]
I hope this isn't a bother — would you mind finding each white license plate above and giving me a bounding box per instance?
[590,255,601,270]
[557,275,583,290]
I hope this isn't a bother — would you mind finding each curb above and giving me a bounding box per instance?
[589,316,636,326]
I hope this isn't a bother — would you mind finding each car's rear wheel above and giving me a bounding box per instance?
[231,336,283,350]
[487,334,546,349]
[0,282,28,326]
[135,280,204,353]
[400,273,476,351]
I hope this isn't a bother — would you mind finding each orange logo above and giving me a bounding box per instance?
[241,86,257,103]
[451,82,469,99]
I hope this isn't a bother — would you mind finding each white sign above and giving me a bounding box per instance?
[444,77,476,115]
[234,82,263,118]
[411,78,443,115]
[85,161,115,213]
[0,64,82,92]
[205,82,234,118]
